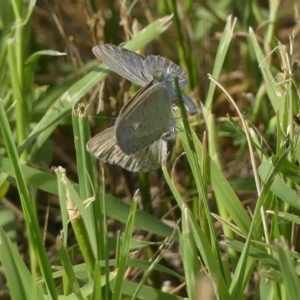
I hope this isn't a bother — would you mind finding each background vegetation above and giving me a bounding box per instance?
[1,0,300,299]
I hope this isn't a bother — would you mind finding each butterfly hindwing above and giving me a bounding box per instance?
[86,126,175,172]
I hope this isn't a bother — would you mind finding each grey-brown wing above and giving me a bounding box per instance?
[115,81,173,155]
[86,126,174,172]
[86,126,117,160]
[93,44,148,86]
[116,80,154,117]
[119,137,172,172]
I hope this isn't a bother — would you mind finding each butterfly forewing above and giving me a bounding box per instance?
[93,44,147,86]
[116,80,154,117]
[115,80,173,155]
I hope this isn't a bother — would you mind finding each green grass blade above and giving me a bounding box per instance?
[56,237,85,300]
[0,227,44,300]
[276,239,300,299]
[0,100,57,299]
[205,15,237,111]
[112,197,138,300]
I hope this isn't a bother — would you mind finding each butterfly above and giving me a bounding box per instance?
[87,44,193,171]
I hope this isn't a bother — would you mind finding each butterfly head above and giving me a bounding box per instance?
[153,68,172,83]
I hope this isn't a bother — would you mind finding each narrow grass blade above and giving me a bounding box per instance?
[163,167,230,299]
[56,236,85,300]
[205,15,237,110]
[55,167,96,276]
[248,28,284,115]
[0,227,44,300]
[112,196,138,300]
[180,206,198,300]
[175,117,251,235]
[259,157,300,210]
[0,100,57,299]
[118,280,184,300]
[276,239,300,299]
